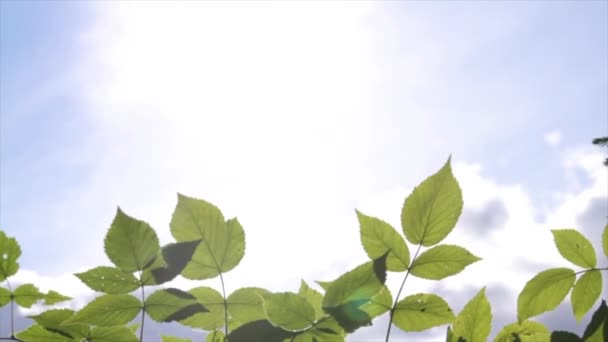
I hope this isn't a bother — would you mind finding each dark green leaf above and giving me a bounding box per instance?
[171,194,245,279]
[550,331,581,342]
[75,266,140,294]
[493,320,549,342]
[66,294,141,326]
[0,231,21,281]
[401,157,463,246]
[265,292,315,331]
[571,270,602,322]
[145,288,208,323]
[410,245,480,280]
[551,229,596,268]
[392,293,455,332]
[104,208,160,272]
[582,300,608,342]
[452,288,492,342]
[227,320,292,342]
[357,210,409,271]
[142,240,201,285]
[517,268,575,322]
[14,283,44,308]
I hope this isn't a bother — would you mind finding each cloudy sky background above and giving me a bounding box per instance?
[1,1,607,341]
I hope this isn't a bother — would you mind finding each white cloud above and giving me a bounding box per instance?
[544,130,562,147]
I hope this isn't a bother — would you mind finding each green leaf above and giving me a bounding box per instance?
[227,320,292,342]
[145,288,208,323]
[142,240,201,285]
[451,288,492,342]
[303,317,345,342]
[357,210,409,271]
[359,285,392,319]
[322,255,387,332]
[162,336,192,342]
[205,331,225,342]
[28,309,88,340]
[227,287,271,324]
[493,320,549,342]
[517,268,575,322]
[315,280,332,291]
[14,283,44,308]
[0,231,21,281]
[180,286,225,330]
[410,245,480,280]
[264,292,316,331]
[171,194,245,279]
[551,229,596,268]
[16,324,74,342]
[104,208,160,272]
[44,290,71,305]
[89,326,138,342]
[571,270,602,322]
[392,293,455,332]
[401,157,463,247]
[582,300,608,342]
[75,266,140,294]
[0,286,10,307]
[602,223,608,259]
[66,294,141,326]
[298,280,324,321]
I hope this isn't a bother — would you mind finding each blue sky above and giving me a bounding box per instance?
[1,1,607,341]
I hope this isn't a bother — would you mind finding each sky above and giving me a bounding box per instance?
[0,1,607,341]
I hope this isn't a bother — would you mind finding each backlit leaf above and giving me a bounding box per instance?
[75,266,140,294]
[44,290,71,305]
[227,287,271,324]
[0,286,10,307]
[205,331,225,342]
[493,320,549,342]
[171,194,245,279]
[359,285,392,319]
[551,229,596,268]
[602,223,608,259]
[298,280,324,321]
[16,324,73,342]
[28,309,88,340]
[451,288,492,342]
[142,240,201,285]
[66,294,141,326]
[14,283,44,308]
[145,288,207,323]
[410,245,480,280]
[0,231,21,281]
[265,292,315,331]
[357,210,409,271]
[392,293,455,332]
[180,286,225,330]
[162,336,192,342]
[517,268,575,322]
[401,157,463,246]
[89,326,138,342]
[104,208,160,272]
[571,270,602,322]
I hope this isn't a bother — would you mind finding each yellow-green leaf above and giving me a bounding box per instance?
[392,293,455,332]
[357,210,409,271]
[227,287,271,324]
[551,229,596,268]
[264,292,315,331]
[15,324,73,342]
[75,266,140,294]
[517,268,575,322]
[0,231,21,281]
[145,288,207,323]
[14,283,44,308]
[602,223,608,259]
[104,208,160,272]
[494,320,549,342]
[0,286,10,307]
[181,286,225,330]
[452,288,492,342]
[571,270,602,322]
[410,245,480,280]
[298,280,323,321]
[89,326,138,342]
[401,157,463,247]
[66,294,141,326]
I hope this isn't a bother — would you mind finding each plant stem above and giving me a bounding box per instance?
[139,275,146,342]
[384,244,423,342]
[219,272,228,339]
[4,280,14,339]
